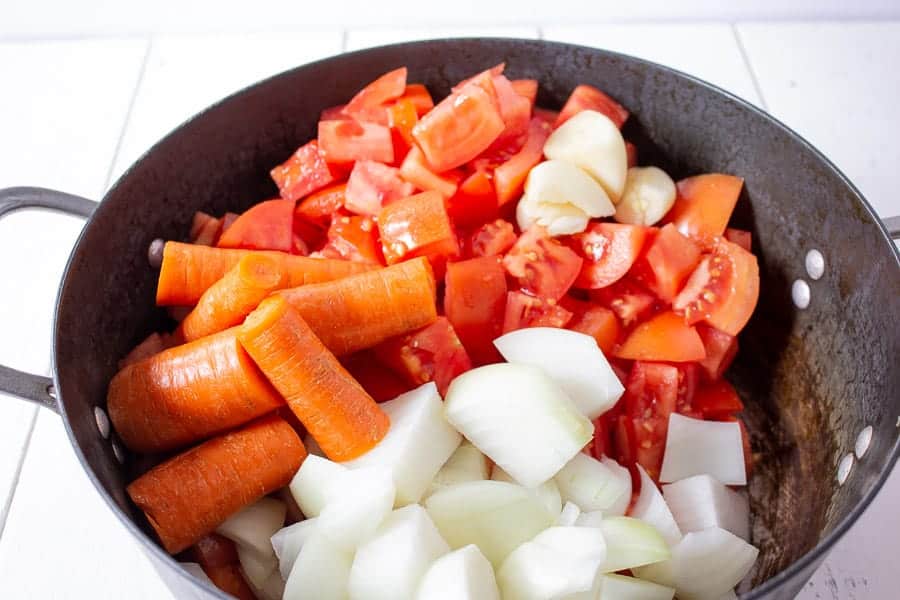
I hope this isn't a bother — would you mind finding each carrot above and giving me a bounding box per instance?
[177,254,288,342]
[275,256,438,356]
[156,241,373,306]
[190,534,257,600]
[108,328,283,453]
[238,296,389,461]
[127,414,306,555]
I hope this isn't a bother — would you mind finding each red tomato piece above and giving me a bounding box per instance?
[343,67,407,124]
[447,170,499,230]
[388,98,418,147]
[571,223,648,289]
[625,141,638,168]
[725,228,752,252]
[614,414,638,472]
[341,351,412,402]
[510,79,538,106]
[674,362,701,415]
[634,223,702,301]
[294,183,346,229]
[270,140,343,202]
[412,75,505,172]
[621,361,682,479]
[397,84,435,116]
[444,256,507,365]
[377,191,457,264]
[666,174,743,245]
[696,324,739,381]
[673,239,760,336]
[533,108,559,127]
[470,219,517,257]
[590,278,659,327]
[217,199,295,252]
[615,311,707,362]
[318,120,394,164]
[292,215,323,252]
[555,84,629,129]
[452,64,506,91]
[588,413,613,460]
[375,317,473,397]
[190,211,221,246]
[566,302,621,356]
[399,146,460,199]
[320,104,348,121]
[318,215,382,264]
[504,226,583,301]
[489,75,532,149]
[344,160,415,216]
[502,291,573,333]
[693,379,744,419]
[494,117,553,206]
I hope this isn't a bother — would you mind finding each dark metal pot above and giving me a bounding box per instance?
[0,39,897,599]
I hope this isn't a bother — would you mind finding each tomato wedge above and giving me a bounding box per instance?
[502,291,573,333]
[494,117,553,206]
[555,84,629,129]
[317,215,382,264]
[615,311,706,362]
[344,160,414,216]
[634,223,701,301]
[565,301,621,355]
[673,239,759,336]
[216,199,295,252]
[190,211,221,246]
[342,350,412,402]
[503,226,583,301]
[318,120,394,164]
[469,219,516,257]
[590,278,659,327]
[696,324,738,380]
[294,183,346,229]
[571,223,648,289]
[725,228,752,252]
[620,361,681,480]
[377,190,457,264]
[510,79,538,105]
[399,146,460,199]
[666,174,743,245]
[397,84,434,116]
[270,140,343,202]
[444,256,507,365]
[320,104,347,121]
[343,67,407,124]
[489,74,532,149]
[693,379,744,419]
[388,98,419,147]
[447,169,499,230]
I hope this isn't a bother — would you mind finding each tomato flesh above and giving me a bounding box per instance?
[494,117,553,206]
[344,160,414,216]
[318,215,382,264]
[447,169,499,230]
[318,119,394,164]
[590,278,659,327]
[725,227,752,252]
[399,146,460,198]
[634,223,701,301]
[444,256,507,365]
[566,302,621,355]
[217,199,295,252]
[571,223,648,289]
[398,84,435,116]
[693,379,744,419]
[294,183,346,229]
[555,84,629,129]
[343,67,407,124]
[510,79,538,106]
[666,174,743,245]
[489,74,532,150]
[504,226,583,301]
[696,324,738,380]
[625,141,638,168]
[377,190,457,264]
[271,140,343,202]
[615,311,707,362]
[469,219,517,258]
[342,350,412,402]
[502,291,573,333]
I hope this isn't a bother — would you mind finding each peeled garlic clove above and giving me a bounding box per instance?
[517,160,614,236]
[615,166,677,226]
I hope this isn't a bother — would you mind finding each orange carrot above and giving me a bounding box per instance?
[156,241,373,306]
[275,256,437,356]
[191,534,257,600]
[127,415,306,555]
[239,296,389,461]
[108,328,283,453]
[177,254,288,342]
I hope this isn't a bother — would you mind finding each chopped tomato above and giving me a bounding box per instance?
[320,104,348,121]
[190,211,221,246]
[217,199,295,252]
[344,160,414,216]
[374,317,472,396]
[494,117,553,206]
[674,362,701,415]
[489,75,532,149]
[270,140,343,202]
[294,183,346,229]
[510,79,538,106]
[411,75,505,172]
[452,63,506,91]
[555,84,629,129]
[622,361,681,479]
[502,291,573,333]
[399,147,460,198]
[343,67,407,124]
[588,413,613,459]
[666,174,743,245]
[503,226,583,301]
[570,223,648,289]
[220,212,239,234]
[673,239,759,336]
[615,311,707,362]
[614,415,638,472]
[444,256,507,365]
[696,324,738,381]
[397,84,434,116]
[590,278,658,327]
[341,350,412,402]
[625,141,638,168]
[377,191,457,264]
[533,108,559,127]
[319,215,382,264]
[447,169,499,230]
[565,301,621,355]
[693,379,744,419]
[633,223,701,301]
[388,98,419,147]
[469,219,516,257]
[291,233,309,255]
[725,228,752,252]
[318,120,394,164]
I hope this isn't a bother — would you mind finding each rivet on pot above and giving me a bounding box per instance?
[805,249,825,280]
[855,426,873,459]
[792,279,810,309]
[112,439,125,464]
[46,383,57,400]
[837,453,854,485]
[148,238,165,269]
[94,406,110,440]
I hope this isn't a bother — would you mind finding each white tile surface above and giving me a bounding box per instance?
[346,25,539,51]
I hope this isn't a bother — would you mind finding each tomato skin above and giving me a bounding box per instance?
[615,311,707,362]
[399,146,460,199]
[318,119,394,164]
[590,278,659,327]
[510,79,538,105]
[469,219,516,258]
[625,141,638,168]
[696,324,738,380]
[634,223,702,302]
[555,84,629,129]
[489,74,532,150]
[504,226,583,301]
[320,104,348,121]
[398,84,435,116]
[294,183,347,229]
[502,291,573,333]
[494,117,553,206]
[343,67,407,124]
[270,140,343,202]
[444,256,508,366]
[693,379,744,419]
[377,190,457,265]
[318,215,383,264]
[388,98,419,147]
[217,199,295,252]
[571,223,649,289]
[341,350,412,402]
[344,160,415,216]
[725,227,752,252]
[621,361,681,480]
[666,174,743,245]
[565,301,621,355]
[447,170,499,230]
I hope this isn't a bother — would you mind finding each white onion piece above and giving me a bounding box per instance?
[237,544,280,600]
[425,480,555,567]
[289,455,347,518]
[257,571,286,600]
[630,465,682,547]
[575,510,605,528]
[445,364,593,488]
[601,457,633,516]
[284,532,352,600]
[660,414,747,486]
[317,466,395,551]
[633,527,758,600]
[663,474,750,540]
[271,518,318,580]
[348,505,450,600]
[517,160,615,235]
[718,590,738,600]
[427,440,490,496]
[543,110,628,201]
[493,328,625,419]
[598,574,674,600]
[344,382,461,505]
[598,517,670,573]
[179,562,213,585]
[216,497,285,559]
[492,464,563,517]
[554,453,631,515]
[415,544,500,600]
[558,501,582,526]
[614,167,677,226]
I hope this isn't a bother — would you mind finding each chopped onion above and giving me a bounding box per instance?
[598,573,675,600]
[575,510,605,528]
[598,517,670,573]
[558,501,582,526]
[492,464,562,517]
[660,414,747,486]
[427,440,490,497]
[630,465,682,547]
[344,382,461,505]
[216,497,285,559]
[415,544,500,600]
[554,453,631,515]
[289,455,347,518]
[632,527,758,600]
[271,518,318,580]
[425,480,555,567]
[283,532,352,600]
[445,364,593,488]
[601,457,633,516]
[348,505,450,600]
[662,474,749,540]
[718,590,738,600]
[179,562,212,585]
[316,465,395,551]
[493,327,625,418]
[236,544,280,599]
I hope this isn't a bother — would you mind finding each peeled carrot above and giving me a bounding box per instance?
[276,256,437,356]
[239,296,389,461]
[108,328,283,453]
[156,241,373,306]
[191,534,257,600]
[128,414,306,554]
[177,254,288,342]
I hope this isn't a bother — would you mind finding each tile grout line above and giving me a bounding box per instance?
[731,22,770,111]
[0,406,39,540]
[340,28,348,52]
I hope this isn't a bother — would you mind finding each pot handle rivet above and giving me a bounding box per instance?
[837,453,854,485]
[855,426,873,459]
[791,279,810,309]
[805,249,825,280]
[94,406,110,440]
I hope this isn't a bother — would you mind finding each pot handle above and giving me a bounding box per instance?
[884,215,900,240]
[0,187,98,412]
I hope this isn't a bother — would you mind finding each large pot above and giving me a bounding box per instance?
[0,39,897,599]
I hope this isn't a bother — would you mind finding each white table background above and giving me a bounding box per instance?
[0,5,898,598]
